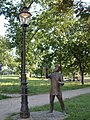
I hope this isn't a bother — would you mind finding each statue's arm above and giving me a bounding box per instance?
[58,74,64,86]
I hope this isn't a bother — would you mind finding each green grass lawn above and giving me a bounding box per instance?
[5,93,90,120]
[0,75,20,94]
[64,93,90,120]
[0,75,90,95]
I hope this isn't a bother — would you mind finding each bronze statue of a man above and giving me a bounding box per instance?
[46,65,65,113]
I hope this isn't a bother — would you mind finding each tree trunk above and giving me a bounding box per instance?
[45,68,48,78]
[81,71,84,85]
[79,64,84,85]
[72,73,75,81]
[41,68,43,78]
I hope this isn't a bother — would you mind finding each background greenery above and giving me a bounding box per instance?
[0,75,90,98]
[0,0,90,85]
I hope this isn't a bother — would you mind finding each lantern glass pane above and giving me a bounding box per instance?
[19,12,31,26]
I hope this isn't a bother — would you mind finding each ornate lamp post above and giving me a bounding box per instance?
[19,7,31,118]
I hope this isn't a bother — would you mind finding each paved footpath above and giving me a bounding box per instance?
[0,87,90,120]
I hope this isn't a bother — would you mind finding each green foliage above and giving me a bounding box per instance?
[75,1,90,20]
[64,19,90,84]
[0,36,19,74]
[0,0,90,85]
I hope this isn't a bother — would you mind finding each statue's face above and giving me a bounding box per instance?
[54,66,60,72]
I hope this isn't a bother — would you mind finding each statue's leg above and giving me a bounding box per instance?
[49,94,55,113]
[57,95,65,112]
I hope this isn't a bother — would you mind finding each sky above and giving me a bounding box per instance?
[0,15,8,36]
[0,0,90,36]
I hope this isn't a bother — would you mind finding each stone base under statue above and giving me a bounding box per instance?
[11,110,68,120]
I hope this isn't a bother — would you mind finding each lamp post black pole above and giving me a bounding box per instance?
[20,25,30,118]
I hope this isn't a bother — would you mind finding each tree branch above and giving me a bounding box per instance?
[30,28,40,40]
[27,0,34,9]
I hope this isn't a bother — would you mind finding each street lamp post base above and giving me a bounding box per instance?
[20,111,30,119]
